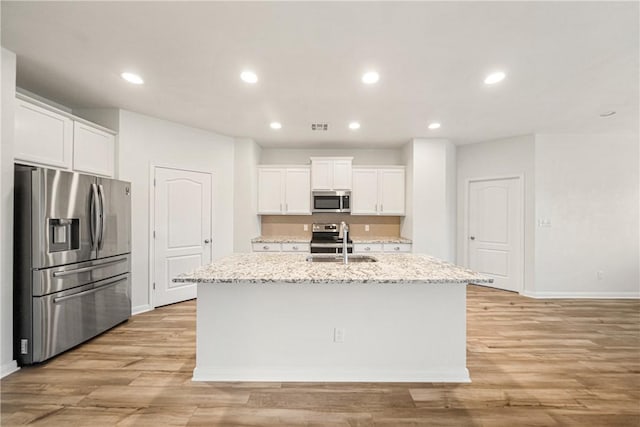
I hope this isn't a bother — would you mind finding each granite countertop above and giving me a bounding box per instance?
[351,237,412,244]
[175,253,492,285]
[251,236,310,243]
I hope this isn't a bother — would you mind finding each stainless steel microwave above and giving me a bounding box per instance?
[312,191,351,213]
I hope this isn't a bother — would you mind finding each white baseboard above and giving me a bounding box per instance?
[1,360,19,378]
[132,304,153,315]
[521,290,640,299]
[192,367,471,383]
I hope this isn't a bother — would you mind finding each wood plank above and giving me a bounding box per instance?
[1,286,638,426]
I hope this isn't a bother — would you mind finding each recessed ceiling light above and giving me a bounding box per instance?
[599,111,616,118]
[484,71,506,85]
[362,71,379,85]
[240,70,258,84]
[428,122,441,130]
[270,122,282,129]
[348,122,360,130]
[121,72,144,85]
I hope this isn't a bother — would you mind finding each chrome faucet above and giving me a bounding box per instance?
[340,221,350,264]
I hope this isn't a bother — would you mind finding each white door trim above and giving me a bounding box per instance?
[148,162,215,309]
[463,174,525,293]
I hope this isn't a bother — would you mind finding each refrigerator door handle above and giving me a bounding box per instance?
[98,184,106,250]
[52,258,127,277]
[90,183,99,251]
[52,276,127,304]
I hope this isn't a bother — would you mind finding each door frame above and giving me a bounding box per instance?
[463,174,525,293]
[148,162,215,309]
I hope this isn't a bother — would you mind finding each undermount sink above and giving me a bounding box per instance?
[306,255,378,263]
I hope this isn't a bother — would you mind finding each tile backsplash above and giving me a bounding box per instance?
[260,214,401,239]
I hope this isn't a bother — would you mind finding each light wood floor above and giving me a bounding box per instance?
[1,285,639,426]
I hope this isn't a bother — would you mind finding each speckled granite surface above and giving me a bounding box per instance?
[251,236,310,243]
[175,253,492,284]
[351,237,412,244]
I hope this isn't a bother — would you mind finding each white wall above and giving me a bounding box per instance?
[456,135,536,294]
[534,134,639,297]
[403,138,456,262]
[260,148,403,165]
[1,48,18,377]
[118,110,235,313]
[233,138,261,252]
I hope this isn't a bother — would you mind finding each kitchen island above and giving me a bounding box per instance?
[176,253,492,383]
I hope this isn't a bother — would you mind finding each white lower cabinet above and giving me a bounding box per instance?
[382,243,412,253]
[353,243,384,253]
[252,243,282,252]
[353,243,412,254]
[281,243,310,252]
[252,242,310,253]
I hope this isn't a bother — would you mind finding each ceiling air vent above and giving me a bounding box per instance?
[311,123,329,131]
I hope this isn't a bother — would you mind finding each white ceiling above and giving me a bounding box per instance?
[2,1,638,148]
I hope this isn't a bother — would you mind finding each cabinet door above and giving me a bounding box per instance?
[311,160,333,190]
[257,168,284,214]
[332,160,352,190]
[284,168,311,214]
[73,122,115,177]
[15,99,73,169]
[379,169,405,215]
[351,169,379,215]
[252,243,282,252]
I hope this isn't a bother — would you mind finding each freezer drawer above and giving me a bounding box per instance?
[32,254,130,296]
[26,273,131,364]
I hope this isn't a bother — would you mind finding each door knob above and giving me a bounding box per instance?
[469,236,475,240]
[204,239,211,244]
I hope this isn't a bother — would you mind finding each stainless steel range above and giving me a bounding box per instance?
[310,223,353,254]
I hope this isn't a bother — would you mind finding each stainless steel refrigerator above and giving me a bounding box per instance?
[14,164,132,365]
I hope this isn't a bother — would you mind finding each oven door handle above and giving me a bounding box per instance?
[53,277,127,304]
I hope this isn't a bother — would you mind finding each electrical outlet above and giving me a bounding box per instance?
[597,270,604,280]
[303,224,308,231]
[20,339,28,354]
[334,327,346,343]
[365,224,370,232]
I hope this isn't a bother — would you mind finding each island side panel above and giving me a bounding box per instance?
[194,282,469,382]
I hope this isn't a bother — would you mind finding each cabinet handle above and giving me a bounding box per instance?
[263,245,269,250]
[394,246,400,251]
[292,246,298,250]
[365,247,370,251]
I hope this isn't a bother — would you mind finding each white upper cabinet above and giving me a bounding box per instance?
[14,94,117,177]
[73,122,115,177]
[310,157,353,190]
[257,168,285,214]
[378,168,405,215]
[310,159,332,190]
[284,168,311,214]
[352,167,405,216]
[352,168,379,214]
[15,98,73,169]
[257,166,311,215]
[332,160,352,190]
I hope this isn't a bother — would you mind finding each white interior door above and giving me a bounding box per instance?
[153,167,212,307]
[467,177,522,292]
